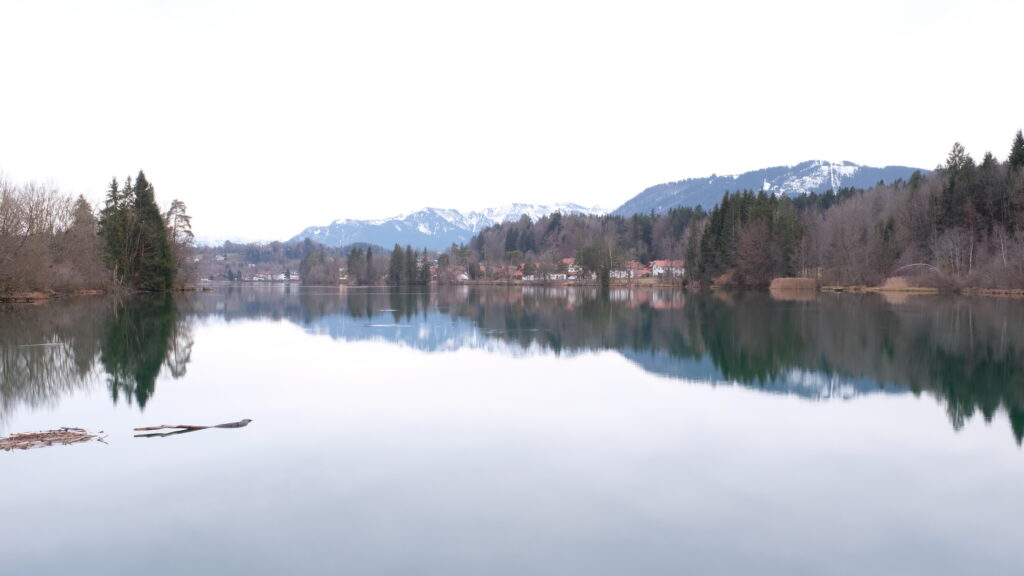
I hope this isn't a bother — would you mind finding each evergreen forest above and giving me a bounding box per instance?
[453,130,1024,289]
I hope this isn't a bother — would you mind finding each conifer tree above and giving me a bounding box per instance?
[164,199,195,287]
[404,245,417,286]
[389,244,404,285]
[1010,129,1024,170]
[130,171,175,291]
[98,171,175,290]
[98,177,129,283]
[346,247,365,284]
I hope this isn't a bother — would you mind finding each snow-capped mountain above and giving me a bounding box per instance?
[612,160,926,216]
[290,203,605,250]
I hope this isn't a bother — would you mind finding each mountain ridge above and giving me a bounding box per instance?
[612,160,926,216]
[290,202,605,250]
[287,160,927,250]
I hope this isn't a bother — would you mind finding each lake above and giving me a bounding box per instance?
[2,285,1022,575]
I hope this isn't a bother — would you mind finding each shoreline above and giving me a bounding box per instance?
[0,286,198,304]
[819,285,1024,298]
[6,282,1024,303]
[0,290,106,304]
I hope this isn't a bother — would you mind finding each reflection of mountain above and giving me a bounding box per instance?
[191,286,1023,443]
[617,350,892,400]
[4,285,1023,444]
[293,290,904,399]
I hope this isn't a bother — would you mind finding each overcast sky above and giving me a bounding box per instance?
[1,0,1021,241]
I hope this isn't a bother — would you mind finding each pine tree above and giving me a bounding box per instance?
[164,199,195,287]
[1010,129,1024,170]
[130,171,175,291]
[937,142,976,229]
[98,177,129,284]
[98,172,178,290]
[404,245,417,286]
[346,247,364,284]
[389,244,404,285]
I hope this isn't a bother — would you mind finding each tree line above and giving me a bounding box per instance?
[301,242,432,286]
[0,170,195,295]
[0,177,107,294]
[6,129,1021,293]
[451,129,1024,290]
[442,207,702,283]
[775,130,1024,288]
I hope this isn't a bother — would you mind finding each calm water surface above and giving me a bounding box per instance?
[2,286,1022,575]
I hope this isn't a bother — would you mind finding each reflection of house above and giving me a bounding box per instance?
[651,260,685,277]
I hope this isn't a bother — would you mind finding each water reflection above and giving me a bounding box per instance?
[1,294,191,426]
[100,294,191,408]
[2,286,1023,443]
[200,286,1024,444]
[0,298,107,426]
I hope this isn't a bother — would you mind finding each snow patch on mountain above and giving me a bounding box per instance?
[613,160,926,216]
[290,202,606,250]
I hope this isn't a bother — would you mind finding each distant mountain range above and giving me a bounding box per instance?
[611,160,925,216]
[286,161,926,249]
[289,203,605,250]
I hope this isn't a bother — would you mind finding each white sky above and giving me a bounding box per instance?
[1,0,1022,241]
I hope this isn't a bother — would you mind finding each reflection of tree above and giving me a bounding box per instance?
[386,287,430,323]
[0,298,108,430]
[100,294,186,409]
[416,289,1024,444]
[164,312,194,378]
[0,294,193,427]
[183,286,1024,444]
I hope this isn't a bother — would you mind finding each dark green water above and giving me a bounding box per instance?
[2,286,1022,574]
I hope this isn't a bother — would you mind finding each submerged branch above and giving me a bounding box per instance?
[133,418,252,438]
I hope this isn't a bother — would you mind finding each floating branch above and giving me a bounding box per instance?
[133,419,252,438]
[1,427,106,451]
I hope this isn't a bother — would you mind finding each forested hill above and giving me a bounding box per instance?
[457,130,1024,291]
[613,160,925,216]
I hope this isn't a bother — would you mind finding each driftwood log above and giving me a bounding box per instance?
[133,419,252,438]
[1,427,106,451]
